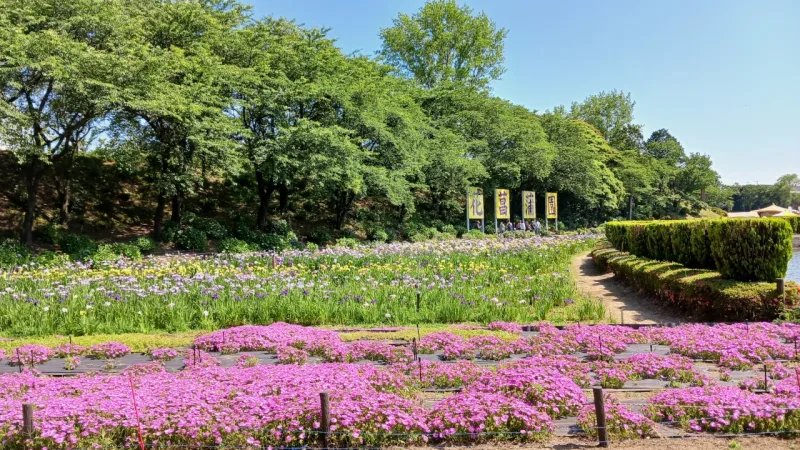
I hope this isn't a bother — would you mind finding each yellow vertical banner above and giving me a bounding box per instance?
[466,187,484,219]
[546,192,558,219]
[495,189,510,219]
[522,191,536,219]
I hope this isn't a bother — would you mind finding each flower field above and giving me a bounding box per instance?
[1,322,800,448]
[0,235,602,337]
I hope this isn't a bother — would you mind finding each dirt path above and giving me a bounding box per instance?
[570,251,681,324]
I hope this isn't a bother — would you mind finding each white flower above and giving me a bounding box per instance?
[491,297,499,303]
[363,302,369,307]
[202,310,209,317]
[104,302,111,307]
[42,306,50,312]
[385,313,391,319]
[168,303,175,309]
[137,311,143,315]
[519,300,527,304]
[61,308,68,313]
[86,305,93,310]
[389,295,397,299]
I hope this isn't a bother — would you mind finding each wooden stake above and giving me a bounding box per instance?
[593,387,609,448]
[22,403,33,435]
[319,392,330,449]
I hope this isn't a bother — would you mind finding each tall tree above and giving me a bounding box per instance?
[569,90,634,141]
[0,0,134,245]
[116,0,246,239]
[379,0,507,89]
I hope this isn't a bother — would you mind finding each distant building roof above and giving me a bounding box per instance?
[755,204,787,214]
[774,210,800,217]
[727,211,760,218]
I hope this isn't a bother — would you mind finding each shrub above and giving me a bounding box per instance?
[175,228,208,251]
[91,244,120,263]
[335,237,360,248]
[462,229,486,240]
[605,219,793,282]
[111,243,142,260]
[58,233,97,261]
[218,238,251,253]
[35,223,63,244]
[308,230,332,245]
[782,216,800,233]
[192,217,228,240]
[160,220,181,243]
[255,233,289,252]
[305,242,319,251]
[367,228,389,242]
[708,219,793,282]
[32,250,70,267]
[592,241,799,321]
[133,236,157,253]
[409,233,428,243]
[263,219,291,236]
[0,239,30,268]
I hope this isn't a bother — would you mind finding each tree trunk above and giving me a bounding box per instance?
[628,195,634,220]
[335,192,355,230]
[153,194,167,240]
[22,160,41,247]
[171,189,184,224]
[54,175,71,225]
[278,182,289,213]
[255,169,275,231]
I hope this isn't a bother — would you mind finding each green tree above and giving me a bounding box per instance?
[114,0,247,239]
[379,0,507,89]
[676,153,718,201]
[0,0,136,245]
[569,90,634,141]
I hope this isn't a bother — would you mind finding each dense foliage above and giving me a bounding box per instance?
[0,0,739,249]
[605,219,793,282]
[593,241,799,321]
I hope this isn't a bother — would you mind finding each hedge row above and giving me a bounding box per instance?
[592,241,800,322]
[604,219,794,282]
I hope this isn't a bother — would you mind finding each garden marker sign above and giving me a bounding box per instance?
[466,187,484,232]
[522,191,536,219]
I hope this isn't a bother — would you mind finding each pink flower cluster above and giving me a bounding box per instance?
[53,344,86,358]
[87,342,131,359]
[645,385,800,433]
[149,347,179,362]
[427,391,552,442]
[7,344,53,366]
[577,396,656,439]
[486,322,523,334]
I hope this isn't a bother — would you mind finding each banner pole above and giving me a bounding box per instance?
[494,189,498,234]
[466,188,470,232]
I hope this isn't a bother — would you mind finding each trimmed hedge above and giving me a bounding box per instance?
[605,219,793,282]
[592,241,800,321]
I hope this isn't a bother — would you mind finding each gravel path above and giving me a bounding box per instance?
[570,251,682,324]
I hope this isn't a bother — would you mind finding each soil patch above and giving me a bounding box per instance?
[570,251,682,324]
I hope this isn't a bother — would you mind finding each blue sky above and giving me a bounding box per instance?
[246,0,799,185]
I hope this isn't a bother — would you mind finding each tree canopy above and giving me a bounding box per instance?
[0,0,743,247]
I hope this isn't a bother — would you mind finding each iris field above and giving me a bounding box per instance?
[0,234,603,337]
